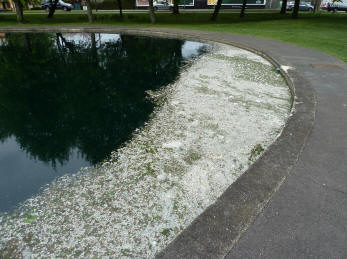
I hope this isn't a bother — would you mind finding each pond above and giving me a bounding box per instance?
[0,33,208,212]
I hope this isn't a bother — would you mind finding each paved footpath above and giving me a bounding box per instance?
[223,35,347,258]
[1,27,346,258]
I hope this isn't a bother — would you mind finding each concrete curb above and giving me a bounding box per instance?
[0,26,316,258]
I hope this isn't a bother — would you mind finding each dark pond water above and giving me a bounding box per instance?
[0,33,208,212]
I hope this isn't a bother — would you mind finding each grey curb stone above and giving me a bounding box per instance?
[0,26,316,258]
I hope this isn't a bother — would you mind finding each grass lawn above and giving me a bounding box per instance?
[0,11,346,61]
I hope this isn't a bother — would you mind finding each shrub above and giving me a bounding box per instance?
[91,0,135,10]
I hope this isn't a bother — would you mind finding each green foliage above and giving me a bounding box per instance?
[91,0,117,9]
[91,0,135,9]
[27,0,41,5]
[121,249,131,256]
[74,250,83,256]
[161,228,172,236]
[249,144,264,162]
[23,214,37,223]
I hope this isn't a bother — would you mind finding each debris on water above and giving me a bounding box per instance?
[280,65,294,72]
[162,141,183,149]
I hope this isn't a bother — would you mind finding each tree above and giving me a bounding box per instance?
[47,0,59,18]
[313,0,321,13]
[148,0,156,23]
[56,33,76,55]
[13,0,24,23]
[240,0,247,17]
[292,0,300,18]
[86,0,93,23]
[117,0,123,16]
[211,0,222,21]
[280,0,288,14]
[173,0,179,14]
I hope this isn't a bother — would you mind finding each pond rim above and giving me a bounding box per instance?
[0,26,316,259]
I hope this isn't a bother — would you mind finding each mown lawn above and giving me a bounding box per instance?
[0,11,346,61]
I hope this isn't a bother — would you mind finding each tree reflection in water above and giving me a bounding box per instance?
[0,33,185,166]
[0,33,208,212]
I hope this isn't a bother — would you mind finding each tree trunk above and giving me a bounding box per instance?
[292,0,300,18]
[148,0,156,24]
[313,0,321,13]
[117,0,123,16]
[240,0,247,17]
[48,0,59,18]
[24,34,32,51]
[173,0,179,14]
[14,0,24,23]
[211,0,222,21]
[56,33,76,53]
[91,33,98,66]
[86,0,93,23]
[280,0,287,14]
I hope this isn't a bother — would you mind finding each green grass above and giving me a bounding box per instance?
[0,11,346,61]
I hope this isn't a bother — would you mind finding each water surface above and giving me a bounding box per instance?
[0,33,208,212]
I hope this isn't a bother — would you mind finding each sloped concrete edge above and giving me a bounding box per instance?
[0,26,316,258]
